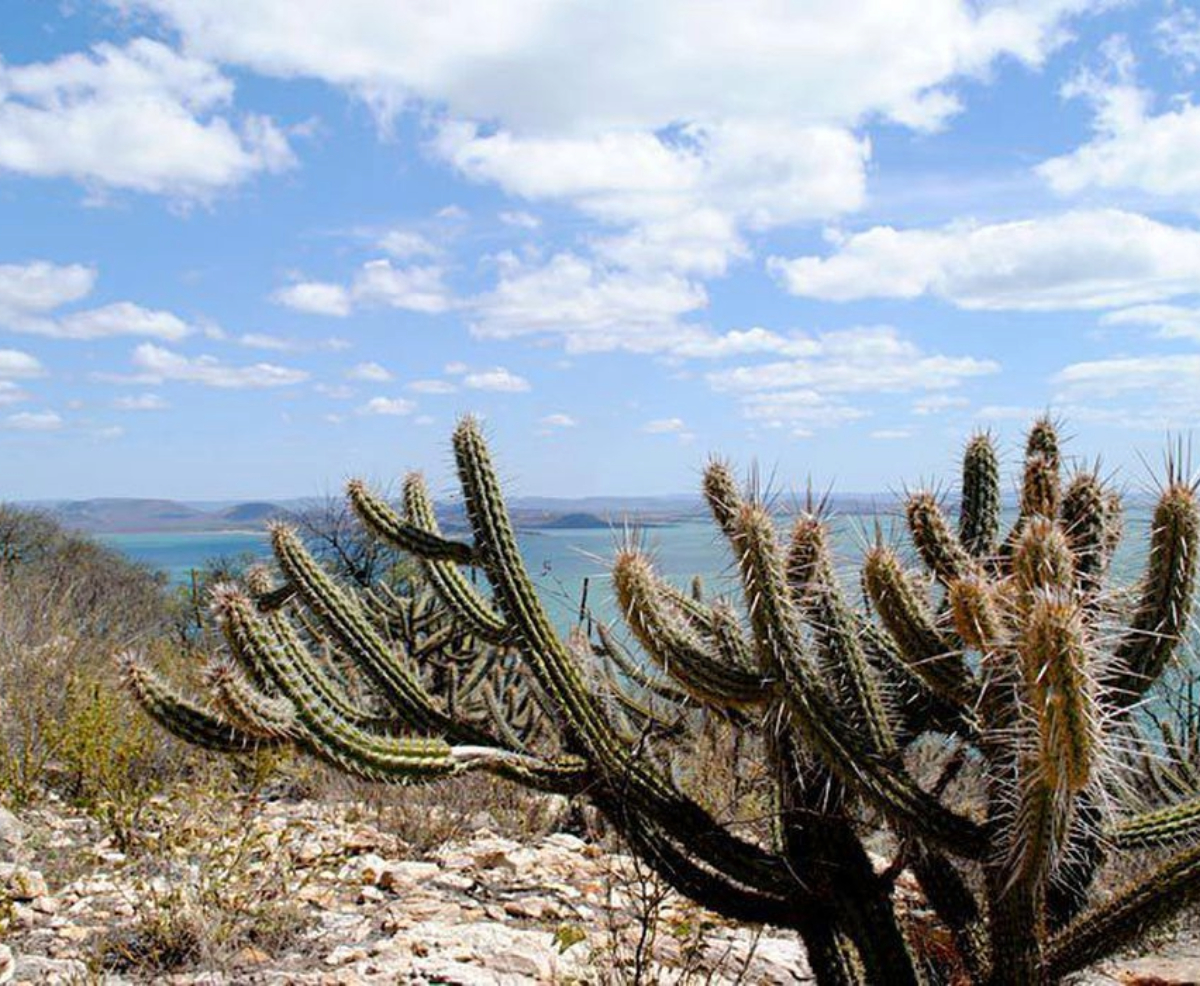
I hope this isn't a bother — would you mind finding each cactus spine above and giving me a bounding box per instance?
[126,415,1200,985]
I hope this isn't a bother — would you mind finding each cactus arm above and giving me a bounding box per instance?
[1061,471,1108,593]
[906,492,978,586]
[593,621,693,705]
[347,478,477,565]
[613,550,772,709]
[958,432,1001,559]
[119,653,285,753]
[398,472,510,644]
[204,659,297,739]
[731,502,987,856]
[218,585,589,791]
[785,515,896,754]
[452,418,800,896]
[862,545,974,708]
[1112,482,1200,702]
[1109,797,1200,849]
[270,523,462,733]
[1044,841,1200,980]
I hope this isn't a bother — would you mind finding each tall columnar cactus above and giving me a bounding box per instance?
[124,416,1200,986]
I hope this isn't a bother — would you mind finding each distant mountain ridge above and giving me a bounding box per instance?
[25,489,1089,536]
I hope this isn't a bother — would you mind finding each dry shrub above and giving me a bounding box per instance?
[0,506,206,808]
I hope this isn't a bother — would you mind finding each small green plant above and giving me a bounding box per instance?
[125,417,1200,984]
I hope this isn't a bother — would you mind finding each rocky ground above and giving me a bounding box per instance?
[0,793,1198,985]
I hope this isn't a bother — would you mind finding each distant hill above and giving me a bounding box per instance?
[28,490,1001,536]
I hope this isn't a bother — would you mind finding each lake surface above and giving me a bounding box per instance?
[100,508,1153,632]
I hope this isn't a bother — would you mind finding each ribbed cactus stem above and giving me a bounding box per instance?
[1020,593,1096,798]
[702,459,742,537]
[862,545,972,707]
[1061,472,1107,592]
[730,502,986,855]
[612,550,771,709]
[348,478,477,564]
[906,491,977,586]
[119,652,283,753]
[1114,482,1200,700]
[948,575,1004,654]
[400,473,509,644]
[1020,453,1061,522]
[786,514,832,595]
[959,432,1001,559]
[1013,516,1074,604]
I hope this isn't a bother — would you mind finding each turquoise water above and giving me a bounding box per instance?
[100,509,1152,632]
[98,530,272,585]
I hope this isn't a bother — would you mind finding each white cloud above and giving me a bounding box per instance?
[5,410,62,432]
[707,326,997,395]
[377,229,440,259]
[770,210,1200,311]
[0,350,44,378]
[1157,5,1200,74]
[119,1,1088,134]
[114,393,168,411]
[437,119,868,276]
[1100,304,1200,341]
[407,379,456,394]
[471,252,707,353]
[272,282,352,317]
[1038,42,1200,199]
[0,38,293,198]
[706,326,996,431]
[642,417,686,434]
[913,394,970,415]
[462,367,530,393]
[499,210,540,229]
[0,382,29,405]
[351,260,451,313]
[359,395,415,416]
[871,429,912,440]
[52,302,191,341]
[127,343,308,388]
[0,261,95,315]
[121,0,1095,282]
[346,361,393,382]
[274,261,452,317]
[1055,355,1200,398]
[540,413,576,428]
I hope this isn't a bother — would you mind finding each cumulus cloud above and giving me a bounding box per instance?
[539,413,576,428]
[377,229,440,259]
[274,261,452,316]
[407,379,456,394]
[770,210,1200,311]
[126,343,308,388]
[0,350,44,378]
[0,38,293,198]
[5,410,62,431]
[0,382,29,406]
[114,393,169,411]
[471,252,707,353]
[346,361,393,382]
[706,326,997,430]
[116,1,1089,133]
[437,120,867,276]
[117,0,1097,281]
[1100,304,1200,341]
[1038,41,1200,199]
[462,367,530,393]
[0,261,198,340]
[359,396,415,415]
[271,282,352,317]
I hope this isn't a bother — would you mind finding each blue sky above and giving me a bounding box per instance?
[3,1,1200,500]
